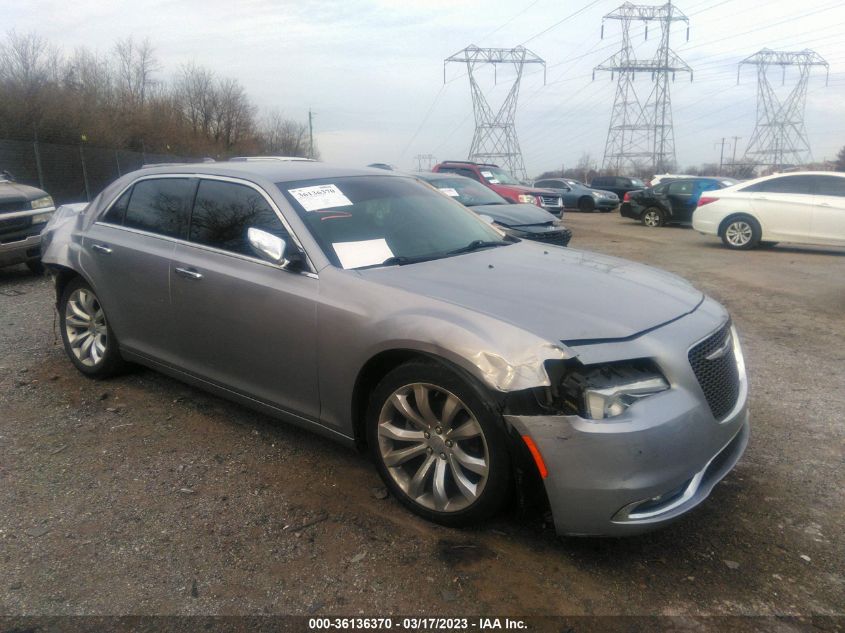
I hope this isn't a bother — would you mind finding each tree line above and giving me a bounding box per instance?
[0,30,316,159]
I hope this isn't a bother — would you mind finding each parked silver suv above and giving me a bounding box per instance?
[41,162,749,536]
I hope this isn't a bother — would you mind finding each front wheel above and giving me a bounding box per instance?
[367,360,511,527]
[721,215,761,250]
[59,277,127,377]
[641,207,665,227]
[578,197,596,212]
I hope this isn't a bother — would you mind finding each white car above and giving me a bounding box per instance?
[692,171,845,250]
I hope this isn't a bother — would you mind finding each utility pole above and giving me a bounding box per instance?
[730,135,741,167]
[308,109,314,159]
[738,49,828,172]
[414,154,437,171]
[445,46,545,181]
[715,137,729,175]
[594,2,692,175]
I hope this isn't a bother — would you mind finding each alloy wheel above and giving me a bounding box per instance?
[643,210,661,227]
[377,383,489,513]
[725,221,753,246]
[64,288,108,367]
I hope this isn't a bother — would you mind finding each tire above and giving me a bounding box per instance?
[577,197,596,212]
[641,207,665,227]
[720,215,761,250]
[59,277,127,377]
[366,360,511,527]
[26,260,45,275]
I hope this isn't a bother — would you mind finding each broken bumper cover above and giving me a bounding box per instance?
[505,383,749,536]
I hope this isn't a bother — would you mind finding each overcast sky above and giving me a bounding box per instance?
[10,0,845,175]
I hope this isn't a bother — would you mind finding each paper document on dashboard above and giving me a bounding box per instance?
[332,238,394,269]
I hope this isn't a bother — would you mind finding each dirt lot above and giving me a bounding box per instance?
[1,212,843,622]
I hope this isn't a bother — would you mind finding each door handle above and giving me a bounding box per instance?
[91,244,112,254]
[174,267,203,280]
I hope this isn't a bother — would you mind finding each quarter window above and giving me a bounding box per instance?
[123,178,193,238]
[189,180,289,257]
[742,176,813,195]
[814,176,845,197]
[102,187,132,224]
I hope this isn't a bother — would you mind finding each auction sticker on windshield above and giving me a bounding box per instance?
[438,187,460,197]
[288,184,353,212]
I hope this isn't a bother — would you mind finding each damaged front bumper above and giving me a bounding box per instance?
[504,308,750,537]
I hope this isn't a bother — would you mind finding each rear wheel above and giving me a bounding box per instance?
[59,277,127,377]
[367,360,511,527]
[578,197,596,212]
[721,215,761,250]
[641,207,665,227]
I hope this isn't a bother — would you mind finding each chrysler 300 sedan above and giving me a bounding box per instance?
[40,162,749,536]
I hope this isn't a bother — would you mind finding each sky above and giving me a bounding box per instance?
[8,0,845,176]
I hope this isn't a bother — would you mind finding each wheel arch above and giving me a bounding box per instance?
[351,348,496,451]
[48,265,89,307]
[718,212,762,238]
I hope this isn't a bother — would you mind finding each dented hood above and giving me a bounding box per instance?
[360,241,703,343]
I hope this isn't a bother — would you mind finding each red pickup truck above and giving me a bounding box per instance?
[432,161,564,215]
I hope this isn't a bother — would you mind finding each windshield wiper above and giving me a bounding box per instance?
[356,254,438,269]
[446,240,509,256]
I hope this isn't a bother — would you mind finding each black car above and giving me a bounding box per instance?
[533,178,619,212]
[621,177,738,227]
[588,175,646,199]
[415,172,572,246]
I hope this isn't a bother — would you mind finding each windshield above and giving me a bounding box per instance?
[419,175,506,207]
[279,176,508,269]
[478,166,522,186]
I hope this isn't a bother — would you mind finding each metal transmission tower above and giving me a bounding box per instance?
[594,2,691,174]
[738,49,829,170]
[444,46,545,180]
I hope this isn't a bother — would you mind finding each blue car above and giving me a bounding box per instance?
[621,177,738,227]
[533,178,619,213]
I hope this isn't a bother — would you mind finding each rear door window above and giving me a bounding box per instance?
[123,178,194,238]
[813,176,845,197]
[189,179,290,257]
[668,181,693,195]
[742,176,814,195]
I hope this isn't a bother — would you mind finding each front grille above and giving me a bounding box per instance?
[540,195,563,208]
[0,215,32,237]
[528,228,572,247]
[0,200,27,213]
[688,322,740,420]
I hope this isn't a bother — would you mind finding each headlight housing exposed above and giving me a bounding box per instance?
[558,361,669,420]
[518,194,537,204]
[30,196,54,210]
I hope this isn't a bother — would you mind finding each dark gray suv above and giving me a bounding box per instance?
[40,162,749,536]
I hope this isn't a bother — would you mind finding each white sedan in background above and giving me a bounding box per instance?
[693,171,845,250]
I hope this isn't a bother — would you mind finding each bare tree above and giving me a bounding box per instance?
[258,110,310,157]
[114,37,159,108]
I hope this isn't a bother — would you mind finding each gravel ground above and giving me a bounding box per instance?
[1,212,843,622]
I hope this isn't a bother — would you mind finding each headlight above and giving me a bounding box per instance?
[584,376,669,419]
[518,194,537,204]
[31,212,54,224]
[30,196,54,210]
[559,362,669,419]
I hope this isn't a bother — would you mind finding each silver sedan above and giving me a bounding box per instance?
[41,162,749,536]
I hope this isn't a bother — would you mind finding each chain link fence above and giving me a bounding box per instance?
[0,138,196,205]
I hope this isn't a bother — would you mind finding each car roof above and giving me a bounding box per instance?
[415,171,467,182]
[133,161,393,184]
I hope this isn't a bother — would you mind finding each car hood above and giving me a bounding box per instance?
[468,203,557,226]
[0,182,48,204]
[360,241,703,344]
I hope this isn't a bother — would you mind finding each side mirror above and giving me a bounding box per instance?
[247,228,303,270]
[478,214,495,224]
